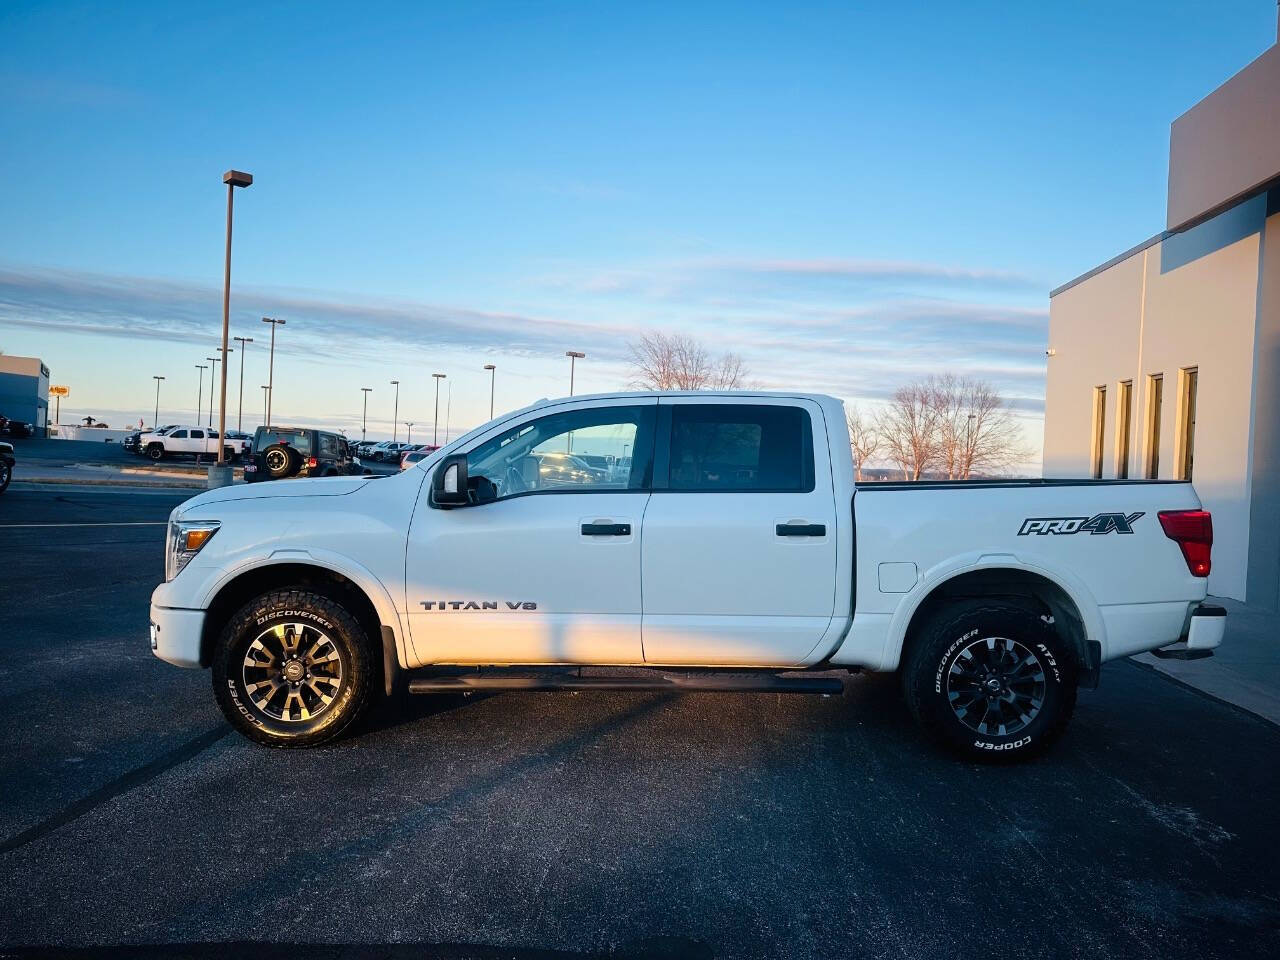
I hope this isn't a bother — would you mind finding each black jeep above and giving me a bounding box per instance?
[245,426,358,483]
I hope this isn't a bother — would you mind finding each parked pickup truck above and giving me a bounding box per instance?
[150,392,1224,760]
[142,425,244,463]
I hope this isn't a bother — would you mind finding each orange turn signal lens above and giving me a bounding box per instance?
[183,528,215,551]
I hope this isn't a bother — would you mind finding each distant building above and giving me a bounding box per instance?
[0,354,50,438]
[1044,22,1280,607]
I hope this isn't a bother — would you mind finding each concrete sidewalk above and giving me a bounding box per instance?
[1134,597,1280,727]
[12,462,236,489]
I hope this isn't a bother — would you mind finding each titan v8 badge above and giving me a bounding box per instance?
[1017,512,1144,536]
[420,600,538,610]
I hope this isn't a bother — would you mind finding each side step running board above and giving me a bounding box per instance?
[1150,646,1214,661]
[408,673,845,695]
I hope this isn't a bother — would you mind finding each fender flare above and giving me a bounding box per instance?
[877,551,1107,672]
[198,548,414,671]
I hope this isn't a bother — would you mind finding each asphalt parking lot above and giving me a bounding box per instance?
[1,484,1278,959]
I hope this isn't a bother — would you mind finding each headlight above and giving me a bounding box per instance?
[166,520,220,581]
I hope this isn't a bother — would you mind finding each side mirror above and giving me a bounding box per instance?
[432,454,471,507]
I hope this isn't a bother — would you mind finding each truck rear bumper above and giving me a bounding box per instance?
[1151,602,1225,661]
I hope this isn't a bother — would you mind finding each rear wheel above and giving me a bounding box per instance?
[902,601,1077,762]
[212,589,373,747]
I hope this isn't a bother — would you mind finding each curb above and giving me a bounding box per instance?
[12,475,212,490]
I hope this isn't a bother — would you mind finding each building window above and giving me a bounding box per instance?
[1114,380,1132,479]
[1090,385,1106,479]
[1176,367,1198,480]
[1144,374,1163,479]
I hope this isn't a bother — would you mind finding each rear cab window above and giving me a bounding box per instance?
[254,430,313,456]
[664,404,814,492]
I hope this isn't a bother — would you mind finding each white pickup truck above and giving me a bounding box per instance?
[149,392,1224,761]
[140,425,248,462]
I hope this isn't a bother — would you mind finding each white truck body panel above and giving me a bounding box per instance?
[151,391,1215,679]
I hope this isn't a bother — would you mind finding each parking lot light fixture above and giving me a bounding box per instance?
[218,170,252,468]
[432,373,446,445]
[233,336,254,432]
[361,387,373,441]
[390,380,400,443]
[565,351,585,396]
[484,363,496,419]
[152,375,165,428]
[405,421,414,444]
[195,365,208,423]
[262,317,286,427]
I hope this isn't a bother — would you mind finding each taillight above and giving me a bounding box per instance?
[307,457,318,468]
[1158,509,1212,577]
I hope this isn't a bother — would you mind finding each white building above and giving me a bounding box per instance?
[1044,22,1280,608]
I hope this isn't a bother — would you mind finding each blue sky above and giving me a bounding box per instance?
[0,1,1274,458]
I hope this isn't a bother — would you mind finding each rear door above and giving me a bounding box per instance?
[641,398,839,666]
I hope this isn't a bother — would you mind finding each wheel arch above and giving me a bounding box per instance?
[197,553,407,693]
[886,558,1104,685]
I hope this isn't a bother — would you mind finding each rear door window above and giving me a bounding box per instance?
[666,404,814,492]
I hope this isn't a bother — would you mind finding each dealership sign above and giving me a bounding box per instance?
[50,385,70,397]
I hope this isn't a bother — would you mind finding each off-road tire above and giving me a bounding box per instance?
[147,444,165,461]
[902,601,1077,763]
[262,442,301,480]
[212,589,373,748]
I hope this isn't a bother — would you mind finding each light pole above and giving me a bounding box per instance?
[152,375,165,428]
[262,317,286,427]
[484,363,496,419]
[195,365,208,423]
[206,355,223,427]
[233,336,254,430]
[217,170,252,468]
[405,421,414,444]
[390,380,400,442]
[566,350,585,396]
[432,373,446,445]
[965,413,977,479]
[261,385,270,426]
[361,387,373,441]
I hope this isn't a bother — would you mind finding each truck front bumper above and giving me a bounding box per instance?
[1151,602,1226,661]
[150,603,206,668]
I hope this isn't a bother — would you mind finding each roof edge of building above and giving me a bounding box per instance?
[1049,230,1171,300]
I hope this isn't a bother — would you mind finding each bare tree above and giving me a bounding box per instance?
[846,405,880,482]
[876,383,940,480]
[929,374,1028,478]
[627,332,750,391]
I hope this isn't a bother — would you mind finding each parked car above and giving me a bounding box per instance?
[142,425,237,463]
[0,415,34,438]
[151,392,1227,757]
[122,430,142,453]
[244,426,356,482]
[366,441,408,462]
[0,440,13,493]
[399,445,439,470]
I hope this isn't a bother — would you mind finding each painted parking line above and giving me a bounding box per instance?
[0,522,168,528]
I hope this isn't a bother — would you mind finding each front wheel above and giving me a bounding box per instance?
[212,589,374,747]
[147,444,164,461]
[902,601,1077,762]
[0,460,10,493]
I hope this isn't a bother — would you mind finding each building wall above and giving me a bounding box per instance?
[1045,195,1269,600]
[1247,197,1280,610]
[0,355,50,437]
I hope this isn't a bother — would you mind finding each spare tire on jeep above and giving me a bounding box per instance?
[262,442,302,480]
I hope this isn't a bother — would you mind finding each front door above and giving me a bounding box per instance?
[641,398,839,666]
[405,399,657,666]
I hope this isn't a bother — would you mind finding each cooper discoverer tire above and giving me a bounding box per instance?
[212,589,373,748]
[902,601,1077,763]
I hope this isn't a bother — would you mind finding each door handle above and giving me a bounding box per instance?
[582,522,631,536]
[776,522,826,537]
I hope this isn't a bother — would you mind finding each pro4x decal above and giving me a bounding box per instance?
[1017,512,1144,536]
